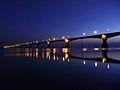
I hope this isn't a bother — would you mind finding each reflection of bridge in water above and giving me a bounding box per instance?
[4,47,120,66]
[4,32,120,50]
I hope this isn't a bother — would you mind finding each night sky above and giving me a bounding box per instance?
[0,0,120,44]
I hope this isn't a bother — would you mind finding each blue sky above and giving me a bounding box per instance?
[0,0,120,44]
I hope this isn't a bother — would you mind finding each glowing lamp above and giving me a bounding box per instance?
[64,39,69,43]
[101,34,107,39]
[62,36,65,39]
[47,41,50,45]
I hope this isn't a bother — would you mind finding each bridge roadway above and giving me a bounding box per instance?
[28,31,120,49]
[5,31,120,49]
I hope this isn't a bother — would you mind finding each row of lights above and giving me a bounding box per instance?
[4,35,70,48]
[4,42,31,49]
[4,29,110,48]
[41,28,110,42]
[82,29,110,36]
[44,35,70,42]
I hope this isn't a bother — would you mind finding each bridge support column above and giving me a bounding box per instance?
[47,44,50,48]
[101,34,108,51]
[29,44,33,48]
[102,50,108,63]
[65,42,69,48]
[64,39,70,48]
[47,41,50,48]
[101,39,108,50]
[102,50,108,57]
[36,43,39,48]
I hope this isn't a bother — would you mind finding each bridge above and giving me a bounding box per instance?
[4,31,120,50]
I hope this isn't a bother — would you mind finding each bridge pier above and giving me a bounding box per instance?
[36,43,39,48]
[29,44,33,48]
[101,39,108,50]
[102,50,108,63]
[65,42,69,48]
[47,41,50,48]
[101,34,108,51]
[102,49,108,57]
[47,44,50,48]
[64,39,70,48]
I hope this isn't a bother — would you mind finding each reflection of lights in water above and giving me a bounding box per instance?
[35,48,39,58]
[107,64,110,69]
[42,48,44,58]
[63,57,65,61]
[36,52,38,58]
[53,55,56,60]
[62,48,69,61]
[95,62,98,67]
[102,48,107,51]
[26,53,29,56]
[26,48,29,52]
[46,48,51,59]
[42,52,44,59]
[94,48,99,51]
[33,53,36,57]
[62,48,69,53]
[48,55,50,60]
[68,59,70,62]
[46,48,51,52]
[65,53,69,59]
[53,48,57,54]
[42,48,44,51]
[46,52,50,59]
[83,60,86,64]
[16,53,20,56]
[83,48,87,51]
[30,48,33,53]
[102,57,107,63]
[30,53,32,57]
[36,48,39,52]
[57,57,59,60]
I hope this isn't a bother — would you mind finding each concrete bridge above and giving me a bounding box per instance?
[4,31,120,50]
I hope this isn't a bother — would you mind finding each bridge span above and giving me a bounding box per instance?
[4,31,120,50]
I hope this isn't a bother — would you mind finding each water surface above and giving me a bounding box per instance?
[0,47,120,89]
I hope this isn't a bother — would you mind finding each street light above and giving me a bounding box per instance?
[101,34,107,40]
[83,33,86,36]
[53,38,56,40]
[62,36,65,39]
[94,30,97,34]
[64,38,69,43]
